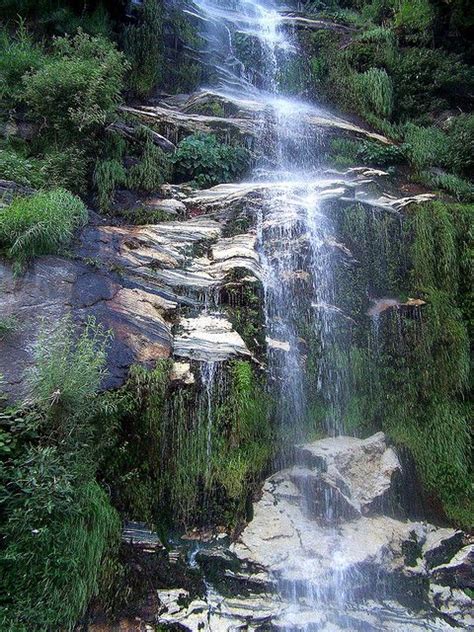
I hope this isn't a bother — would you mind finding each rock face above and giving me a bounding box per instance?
[0,213,255,401]
[153,433,472,631]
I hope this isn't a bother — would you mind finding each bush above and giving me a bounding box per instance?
[0,316,119,630]
[420,171,474,203]
[0,188,88,269]
[127,138,171,192]
[123,0,163,97]
[394,0,434,42]
[393,48,473,122]
[402,123,450,170]
[23,30,127,141]
[40,146,89,194]
[173,134,251,187]
[445,113,474,176]
[0,24,45,108]
[94,158,127,212]
[0,148,44,188]
[1,446,119,630]
[27,316,111,427]
[355,67,394,119]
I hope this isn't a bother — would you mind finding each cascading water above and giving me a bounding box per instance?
[191,0,356,623]
[172,0,464,630]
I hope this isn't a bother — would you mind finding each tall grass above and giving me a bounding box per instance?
[0,188,87,270]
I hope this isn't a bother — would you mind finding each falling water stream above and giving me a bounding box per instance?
[175,2,459,630]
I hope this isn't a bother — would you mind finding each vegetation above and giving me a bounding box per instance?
[300,0,474,199]
[0,317,120,631]
[0,188,87,271]
[331,200,473,526]
[173,134,251,187]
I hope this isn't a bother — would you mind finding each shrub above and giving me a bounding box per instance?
[355,68,394,119]
[393,48,473,122]
[27,316,111,425]
[0,23,45,107]
[445,113,474,176]
[1,449,120,630]
[123,0,163,97]
[23,30,127,141]
[0,315,119,630]
[0,315,18,339]
[94,158,127,212]
[173,134,251,187]
[40,146,89,194]
[420,171,474,203]
[127,138,171,192]
[394,0,435,42]
[0,188,88,269]
[402,123,450,170]
[0,148,44,188]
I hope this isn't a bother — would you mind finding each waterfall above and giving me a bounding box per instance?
[191,0,355,623]
[194,0,349,438]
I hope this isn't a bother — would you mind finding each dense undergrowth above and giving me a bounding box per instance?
[297,0,474,200]
[329,199,473,526]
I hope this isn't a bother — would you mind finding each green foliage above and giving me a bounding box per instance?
[212,361,272,503]
[127,138,172,193]
[444,114,474,177]
[394,0,434,42]
[418,171,474,203]
[23,30,127,141]
[393,47,473,123]
[0,147,44,188]
[173,134,250,187]
[0,188,87,270]
[123,0,163,97]
[334,199,472,526]
[402,123,449,170]
[0,315,18,339]
[93,158,127,212]
[40,145,89,195]
[355,68,394,119]
[0,23,45,108]
[27,316,112,426]
[1,459,119,630]
[97,361,171,525]
[328,138,405,168]
[0,316,120,630]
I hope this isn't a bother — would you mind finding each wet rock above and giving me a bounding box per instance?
[289,467,361,523]
[422,527,466,569]
[429,583,474,628]
[170,361,195,385]
[431,545,474,589]
[174,313,251,362]
[295,433,403,515]
[141,197,187,217]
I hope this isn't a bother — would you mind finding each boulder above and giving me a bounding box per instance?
[295,433,403,515]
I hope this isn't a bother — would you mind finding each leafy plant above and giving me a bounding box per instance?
[0,316,18,339]
[0,22,45,107]
[173,134,251,187]
[355,67,394,119]
[123,0,163,97]
[93,158,127,212]
[23,30,127,141]
[0,188,88,270]
[0,148,44,188]
[127,138,171,192]
[27,316,112,427]
[40,146,89,195]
